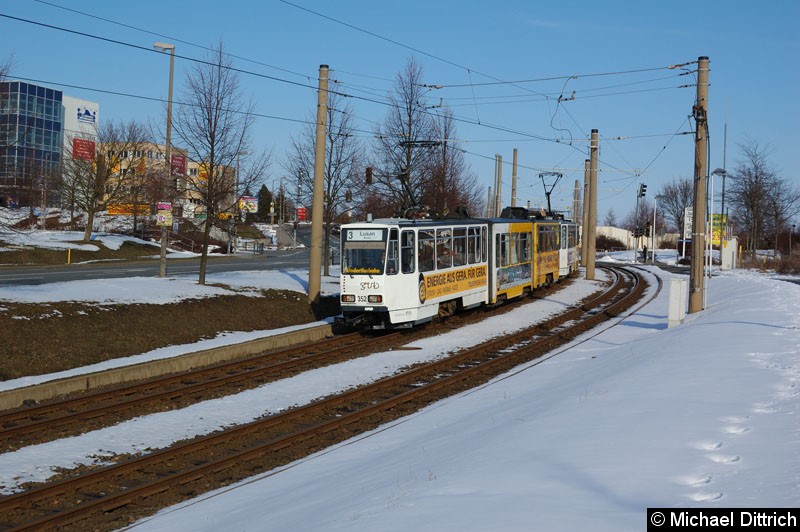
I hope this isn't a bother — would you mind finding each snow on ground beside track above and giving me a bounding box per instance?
[0,273,609,493]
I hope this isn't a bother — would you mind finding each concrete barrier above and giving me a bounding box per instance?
[0,323,334,411]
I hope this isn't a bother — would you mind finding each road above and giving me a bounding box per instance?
[0,248,313,286]
[0,225,341,286]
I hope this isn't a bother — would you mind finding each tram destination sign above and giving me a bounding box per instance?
[347,229,382,241]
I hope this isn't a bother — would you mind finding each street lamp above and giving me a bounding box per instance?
[154,42,175,278]
[709,168,726,272]
[236,150,248,221]
[653,194,666,264]
[791,223,796,258]
[703,168,727,308]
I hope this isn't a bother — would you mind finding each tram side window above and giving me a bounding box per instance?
[497,233,511,267]
[468,227,479,263]
[400,230,415,274]
[453,227,467,266]
[481,227,487,262]
[538,225,558,252]
[510,233,520,264]
[386,229,399,275]
[436,228,453,269]
[519,232,531,262]
[561,225,568,249]
[418,230,435,272]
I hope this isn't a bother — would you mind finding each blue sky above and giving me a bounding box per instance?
[2,0,798,222]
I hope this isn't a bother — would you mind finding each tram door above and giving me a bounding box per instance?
[400,230,415,274]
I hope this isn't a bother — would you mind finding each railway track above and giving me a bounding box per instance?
[0,265,649,531]
[0,273,574,451]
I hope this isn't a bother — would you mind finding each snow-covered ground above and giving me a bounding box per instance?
[0,229,798,531]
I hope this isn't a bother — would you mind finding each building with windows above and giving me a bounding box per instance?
[0,80,98,208]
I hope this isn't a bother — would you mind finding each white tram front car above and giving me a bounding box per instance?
[336,210,581,330]
[338,218,489,329]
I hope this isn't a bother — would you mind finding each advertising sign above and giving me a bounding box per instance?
[238,196,258,213]
[156,201,173,227]
[683,207,693,240]
[170,154,186,177]
[107,203,149,216]
[711,213,727,246]
[72,138,96,161]
[296,206,307,221]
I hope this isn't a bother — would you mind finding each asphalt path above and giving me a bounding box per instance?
[0,248,313,286]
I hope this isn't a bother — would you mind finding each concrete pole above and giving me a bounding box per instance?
[511,148,518,208]
[689,56,709,314]
[573,179,580,224]
[495,154,503,216]
[581,159,589,267]
[308,64,328,309]
[586,130,599,280]
[487,186,493,217]
[155,43,175,278]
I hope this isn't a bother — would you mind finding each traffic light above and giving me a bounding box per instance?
[638,183,647,197]
[345,190,352,202]
[366,167,373,185]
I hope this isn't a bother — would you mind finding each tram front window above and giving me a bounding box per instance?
[342,228,387,275]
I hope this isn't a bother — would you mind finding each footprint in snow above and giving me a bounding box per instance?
[723,425,751,435]
[692,441,722,451]
[676,474,713,487]
[708,454,741,464]
[689,491,723,502]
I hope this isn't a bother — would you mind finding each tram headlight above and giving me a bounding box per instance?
[368,295,383,303]
[341,294,355,303]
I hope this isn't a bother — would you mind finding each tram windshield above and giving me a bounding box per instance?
[342,227,387,275]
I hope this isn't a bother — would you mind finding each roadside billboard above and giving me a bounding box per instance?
[238,196,258,213]
[72,138,95,161]
[156,201,173,227]
[171,154,186,177]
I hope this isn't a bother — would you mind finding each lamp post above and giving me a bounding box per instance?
[709,168,726,268]
[704,168,727,308]
[791,224,795,258]
[653,195,666,264]
[236,150,248,220]
[154,42,175,277]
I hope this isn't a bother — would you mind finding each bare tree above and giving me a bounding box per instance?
[603,208,618,227]
[622,199,652,233]
[764,176,800,255]
[657,177,693,232]
[171,42,268,284]
[62,120,148,241]
[420,105,483,217]
[727,139,778,253]
[373,56,437,214]
[285,90,365,274]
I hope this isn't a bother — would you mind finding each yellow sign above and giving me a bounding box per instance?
[711,214,727,246]
[422,264,487,300]
[107,203,149,216]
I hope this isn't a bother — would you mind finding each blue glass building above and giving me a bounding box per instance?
[0,81,64,208]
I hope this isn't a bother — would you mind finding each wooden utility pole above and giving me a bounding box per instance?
[586,130,599,280]
[511,148,518,207]
[689,56,709,314]
[581,159,589,267]
[308,64,328,309]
